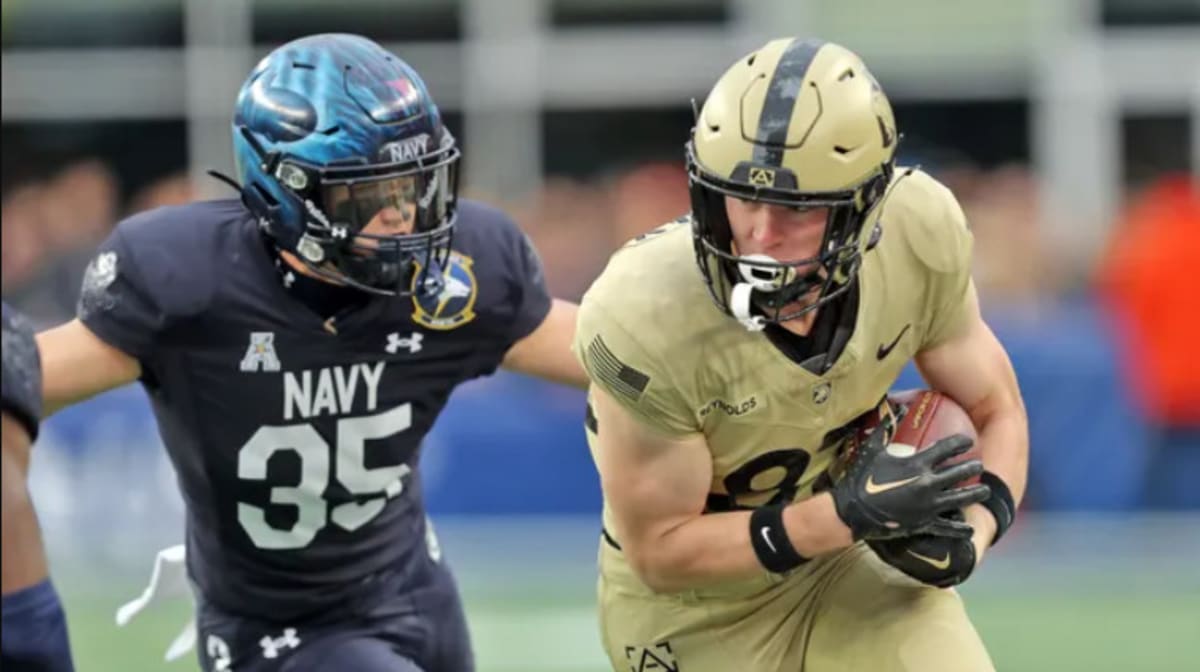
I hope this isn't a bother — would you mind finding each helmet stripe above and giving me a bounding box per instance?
[751,38,825,167]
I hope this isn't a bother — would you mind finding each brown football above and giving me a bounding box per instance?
[887,389,981,486]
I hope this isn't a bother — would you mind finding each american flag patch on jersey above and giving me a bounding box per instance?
[586,335,650,401]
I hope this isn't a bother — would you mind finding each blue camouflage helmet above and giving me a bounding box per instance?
[233,33,460,296]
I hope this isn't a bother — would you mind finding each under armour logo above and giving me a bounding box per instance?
[259,628,300,659]
[386,331,423,354]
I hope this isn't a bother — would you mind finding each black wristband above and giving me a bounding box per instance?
[979,471,1016,546]
[749,504,809,573]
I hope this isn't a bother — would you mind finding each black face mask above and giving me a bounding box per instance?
[265,139,462,298]
[686,142,896,331]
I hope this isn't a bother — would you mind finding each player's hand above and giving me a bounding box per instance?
[830,431,991,540]
[867,510,978,588]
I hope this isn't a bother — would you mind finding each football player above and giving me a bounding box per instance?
[2,303,76,672]
[35,34,585,672]
[576,38,1027,672]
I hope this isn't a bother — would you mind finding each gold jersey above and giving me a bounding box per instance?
[575,167,974,588]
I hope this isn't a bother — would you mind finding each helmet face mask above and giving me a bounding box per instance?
[687,38,897,331]
[232,33,461,297]
[268,142,460,296]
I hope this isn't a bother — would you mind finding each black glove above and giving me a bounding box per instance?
[868,510,978,587]
[831,431,991,540]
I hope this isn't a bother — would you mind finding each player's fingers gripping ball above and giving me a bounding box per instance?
[829,390,991,540]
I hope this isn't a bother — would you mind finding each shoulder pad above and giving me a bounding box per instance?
[105,200,244,317]
[574,221,710,435]
[881,169,972,275]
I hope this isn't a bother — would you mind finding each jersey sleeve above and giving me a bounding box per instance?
[454,203,554,378]
[469,206,552,348]
[574,294,698,436]
[502,228,553,345]
[76,210,212,364]
[1,303,43,440]
[922,198,975,349]
[902,173,976,349]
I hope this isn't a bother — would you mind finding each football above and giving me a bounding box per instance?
[887,389,981,486]
[827,389,981,488]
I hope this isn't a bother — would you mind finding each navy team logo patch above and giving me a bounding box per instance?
[412,251,478,330]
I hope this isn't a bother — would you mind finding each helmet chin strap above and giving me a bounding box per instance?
[730,283,768,331]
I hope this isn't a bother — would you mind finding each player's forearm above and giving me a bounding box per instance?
[501,299,589,389]
[626,494,852,593]
[625,509,767,593]
[1,428,49,593]
[0,492,50,593]
[971,392,1028,508]
[784,492,856,556]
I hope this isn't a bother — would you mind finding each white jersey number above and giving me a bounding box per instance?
[236,404,413,550]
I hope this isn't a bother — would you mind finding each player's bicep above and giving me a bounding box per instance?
[915,297,1019,422]
[591,387,711,551]
[37,319,141,417]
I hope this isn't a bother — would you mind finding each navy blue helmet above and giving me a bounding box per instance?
[233,33,460,296]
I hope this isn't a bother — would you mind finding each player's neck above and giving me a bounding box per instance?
[776,302,820,336]
[274,250,370,319]
[278,250,337,283]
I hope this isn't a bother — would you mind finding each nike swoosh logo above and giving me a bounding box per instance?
[876,323,912,360]
[906,549,951,570]
[864,474,920,495]
[760,527,778,553]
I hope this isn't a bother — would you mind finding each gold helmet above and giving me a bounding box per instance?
[687,38,897,330]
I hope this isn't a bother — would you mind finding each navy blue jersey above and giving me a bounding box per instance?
[1,303,42,441]
[77,198,550,621]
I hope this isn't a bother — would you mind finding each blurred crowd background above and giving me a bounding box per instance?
[2,0,1198,670]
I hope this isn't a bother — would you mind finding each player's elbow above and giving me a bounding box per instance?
[626,550,676,594]
[624,541,693,595]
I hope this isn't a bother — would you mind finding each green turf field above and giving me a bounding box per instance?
[51,515,1200,671]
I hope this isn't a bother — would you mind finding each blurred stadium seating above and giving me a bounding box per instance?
[3,0,1197,670]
